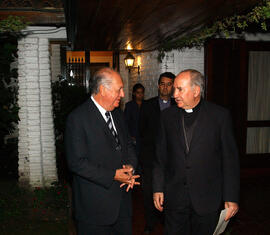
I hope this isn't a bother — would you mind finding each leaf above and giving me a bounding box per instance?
[261,22,267,31]
[158,0,270,59]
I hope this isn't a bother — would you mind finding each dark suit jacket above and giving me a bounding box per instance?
[139,96,176,167]
[153,100,240,215]
[65,99,137,225]
[124,100,144,156]
[124,100,141,138]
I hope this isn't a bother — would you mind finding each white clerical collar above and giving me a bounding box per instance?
[185,109,193,113]
[162,99,168,103]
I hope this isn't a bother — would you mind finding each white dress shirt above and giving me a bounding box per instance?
[91,96,118,133]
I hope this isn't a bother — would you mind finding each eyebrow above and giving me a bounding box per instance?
[160,82,172,84]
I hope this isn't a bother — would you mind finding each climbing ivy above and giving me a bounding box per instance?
[158,0,270,61]
[0,37,19,147]
[0,16,28,146]
[0,15,28,36]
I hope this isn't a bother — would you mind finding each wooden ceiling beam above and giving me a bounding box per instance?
[65,0,261,51]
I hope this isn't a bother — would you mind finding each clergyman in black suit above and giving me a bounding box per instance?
[153,69,240,235]
[65,68,139,235]
[139,72,176,234]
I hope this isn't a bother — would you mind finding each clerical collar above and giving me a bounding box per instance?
[160,99,168,103]
[183,99,202,114]
[159,97,171,111]
[185,109,193,113]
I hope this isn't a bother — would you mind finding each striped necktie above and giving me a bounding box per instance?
[105,111,121,149]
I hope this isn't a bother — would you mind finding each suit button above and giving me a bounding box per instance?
[186,166,191,169]
[183,181,187,186]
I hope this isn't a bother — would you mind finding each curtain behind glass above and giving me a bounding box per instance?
[247,51,270,154]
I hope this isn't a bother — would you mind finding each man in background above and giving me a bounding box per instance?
[139,72,176,234]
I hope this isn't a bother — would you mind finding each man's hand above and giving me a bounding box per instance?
[115,165,140,192]
[120,174,140,192]
[153,192,164,212]
[224,201,239,221]
[120,165,140,192]
[114,167,133,184]
[122,164,134,177]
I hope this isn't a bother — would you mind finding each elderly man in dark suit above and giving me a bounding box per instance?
[153,69,240,235]
[65,67,139,235]
[139,72,176,234]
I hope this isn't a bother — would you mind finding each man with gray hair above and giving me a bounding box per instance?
[65,67,139,235]
[153,69,240,234]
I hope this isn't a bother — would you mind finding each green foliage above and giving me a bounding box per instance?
[0,15,27,147]
[52,79,89,139]
[52,79,89,181]
[0,16,28,35]
[0,37,19,147]
[158,0,270,61]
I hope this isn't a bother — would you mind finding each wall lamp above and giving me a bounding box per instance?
[124,52,140,74]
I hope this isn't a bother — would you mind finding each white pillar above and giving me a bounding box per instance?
[17,27,66,187]
[39,38,57,185]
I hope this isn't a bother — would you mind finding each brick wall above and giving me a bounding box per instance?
[17,27,66,187]
[120,48,204,105]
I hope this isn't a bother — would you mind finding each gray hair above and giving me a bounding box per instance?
[181,69,205,98]
[90,67,115,95]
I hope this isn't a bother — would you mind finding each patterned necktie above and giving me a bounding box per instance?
[105,111,121,148]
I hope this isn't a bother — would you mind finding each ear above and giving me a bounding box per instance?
[99,85,106,96]
[194,86,200,97]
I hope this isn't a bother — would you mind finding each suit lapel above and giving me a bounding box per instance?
[88,99,116,142]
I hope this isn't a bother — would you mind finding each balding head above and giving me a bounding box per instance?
[91,67,124,111]
[90,67,117,95]
[173,69,203,109]
[180,69,205,98]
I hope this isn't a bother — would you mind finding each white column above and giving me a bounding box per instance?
[17,27,66,187]
[18,37,44,186]
[17,39,30,183]
[39,38,57,186]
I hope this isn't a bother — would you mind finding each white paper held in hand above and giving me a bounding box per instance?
[213,208,229,235]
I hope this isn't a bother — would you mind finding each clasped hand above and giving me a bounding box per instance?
[114,165,140,192]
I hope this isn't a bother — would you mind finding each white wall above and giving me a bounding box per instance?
[120,48,204,104]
